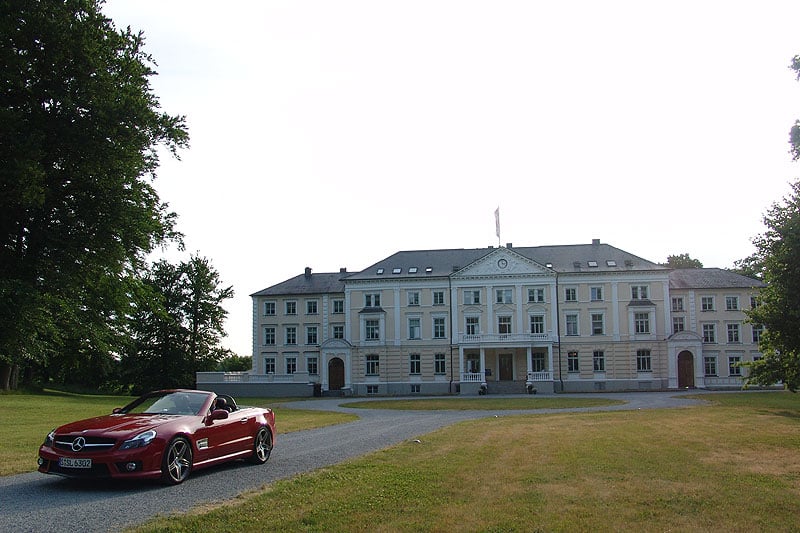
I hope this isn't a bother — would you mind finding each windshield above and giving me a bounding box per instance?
[119,391,208,416]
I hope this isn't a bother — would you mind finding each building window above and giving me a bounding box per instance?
[433,291,445,306]
[631,286,649,300]
[433,317,446,339]
[590,286,603,301]
[365,354,379,375]
[634,312,650,334]
[591,313,604,335]
[673,316,685,334]
[496,288,513,304]
[702,324,716,343]
[704,356,717,376]
[286,357,297,374]
[466,354,480,373]
[565,288,577,302]
[464,290,481,305]
[333,299,344,314]
[264,327,275,346]
[285,326,297,345]
[307,357,318,375]
[530,315,545,335]
[565,314,579,336]
[264,301,276,316]
[528,288,545,303]
[365,319,380,341]
[728,356,742,376]
[671,297,684,312]
[366,384,379,395]
[306,326,318,345]
[365,293,381,307]
[498,316,512,335]
[434,353,446,374]
[285,301,297,315]
[409,353,421,375]
[532,352,546,372]
[408,291,420,306]
[408,317,421,339]
[725,296,739,311]
[750,296,760,309]
[466,316,479,335]
[567,351,579,373]
[701,296,714,311]
[306,300,318,314]
[333,324,344,339]
[752,324,763,344]
[727,323,740,344]
[593,350,605,372]
[264,357,275,374]
[636,349,652,372]
[410,384,421,394]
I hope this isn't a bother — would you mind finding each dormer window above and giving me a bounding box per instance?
[376,268,384,275]
[392,268,401,274]
[409,267,418,274]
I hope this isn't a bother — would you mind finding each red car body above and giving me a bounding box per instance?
[38,389,275,484]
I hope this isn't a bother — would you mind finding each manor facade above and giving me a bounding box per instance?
[197,240,765,396]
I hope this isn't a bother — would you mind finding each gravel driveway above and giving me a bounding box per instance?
[0,392,704,532]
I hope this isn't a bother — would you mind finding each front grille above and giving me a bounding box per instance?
[54,435,116,452]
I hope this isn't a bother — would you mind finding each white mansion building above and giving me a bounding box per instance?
[197,240,766,396]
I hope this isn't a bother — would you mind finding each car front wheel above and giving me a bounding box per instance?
[249,427,272,464]
[162,437,192,484]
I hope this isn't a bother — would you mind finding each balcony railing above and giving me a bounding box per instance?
[527,371,552,382]
[458,332,551,344]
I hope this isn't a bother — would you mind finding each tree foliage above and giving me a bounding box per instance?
[0,0,188,389]
[745,180,800,391]
[122,256,233,394]
[663,253,703,269]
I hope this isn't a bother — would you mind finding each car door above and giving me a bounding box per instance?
[193,409,246,461]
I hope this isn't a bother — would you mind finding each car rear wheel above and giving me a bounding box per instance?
[162,437,192,484]
[249,427,272,464]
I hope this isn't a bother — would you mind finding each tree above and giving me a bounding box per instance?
[217,355,253,372]
[663,253,703,269]
[744,180,800,391]
[122,256,233,393]
[0,1,188,389]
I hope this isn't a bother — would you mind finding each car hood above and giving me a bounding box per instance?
[54,414,186,438]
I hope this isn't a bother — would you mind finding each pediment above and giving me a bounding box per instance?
[668,331,703,343]
[320,338,352,350]
[454,248,552,278]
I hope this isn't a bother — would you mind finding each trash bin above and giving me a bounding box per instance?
[313,383,322,397]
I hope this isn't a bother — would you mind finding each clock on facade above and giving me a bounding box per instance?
[497,258,508,269]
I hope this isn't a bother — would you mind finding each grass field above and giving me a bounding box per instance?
[0,390,357,476]
[131,392,800,533]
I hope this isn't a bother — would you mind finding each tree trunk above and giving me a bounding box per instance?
[0,363,12,391]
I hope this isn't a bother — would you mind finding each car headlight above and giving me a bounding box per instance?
[119,429,157,450]
[43,429,55,447]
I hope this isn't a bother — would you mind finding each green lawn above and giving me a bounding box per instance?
[0,390,356,477]
[132,392,800,533]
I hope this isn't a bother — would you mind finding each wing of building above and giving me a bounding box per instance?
[197,240,766,397]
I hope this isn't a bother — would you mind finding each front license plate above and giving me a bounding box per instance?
[59,457,92,469]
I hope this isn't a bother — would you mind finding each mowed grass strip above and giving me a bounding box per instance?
[0,391,356,477]
[132,392,800,533]
[344,396,623,410]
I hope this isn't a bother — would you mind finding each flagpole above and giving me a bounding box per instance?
[494,207,501,247]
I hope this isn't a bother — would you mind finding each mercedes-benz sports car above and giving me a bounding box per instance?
[38,389,275,484]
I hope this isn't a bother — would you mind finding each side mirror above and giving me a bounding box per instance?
[209,409,229,421]
[112,407,122,414]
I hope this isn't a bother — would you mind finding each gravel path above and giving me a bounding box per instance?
[0,392,704,532]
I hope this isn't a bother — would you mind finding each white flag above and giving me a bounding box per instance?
[494,207,500,238]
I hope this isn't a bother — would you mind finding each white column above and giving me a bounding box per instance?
[480,347,486,383]
[526,346,533,382]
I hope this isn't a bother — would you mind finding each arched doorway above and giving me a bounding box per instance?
[677,351,695,388]
[328,357,345,391]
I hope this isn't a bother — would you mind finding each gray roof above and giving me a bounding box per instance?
[251,270,347,297]
[669,268,765,290]
[345,242,665,281]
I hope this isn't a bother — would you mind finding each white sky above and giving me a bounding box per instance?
[104,0,800,356]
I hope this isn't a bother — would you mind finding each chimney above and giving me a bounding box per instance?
[304,267,312,278]
[592,238,600,245]
[506,242,513,248]
[339,267,347,273]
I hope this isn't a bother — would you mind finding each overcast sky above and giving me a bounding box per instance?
[104,0,800,356]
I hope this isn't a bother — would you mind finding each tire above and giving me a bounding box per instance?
[249,426,272,464]
[162,437,192,484]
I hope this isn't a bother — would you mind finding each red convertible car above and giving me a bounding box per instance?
[38,389,275,484]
